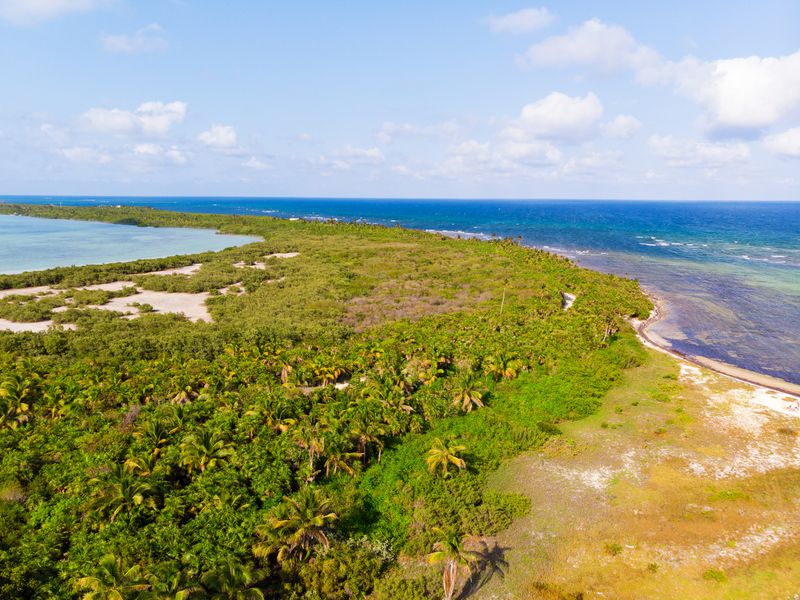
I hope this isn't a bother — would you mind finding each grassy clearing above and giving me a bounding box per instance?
[480,349,800,599]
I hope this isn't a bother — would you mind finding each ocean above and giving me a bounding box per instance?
[2,196,798,385]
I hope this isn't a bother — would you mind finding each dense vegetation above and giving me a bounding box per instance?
[0,203,650,599]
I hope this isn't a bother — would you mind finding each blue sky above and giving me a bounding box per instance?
[1,1,799,199]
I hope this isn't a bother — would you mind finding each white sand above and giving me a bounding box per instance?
[0,285,53,300]
[87,290,212,322]
[79,281,136,291]
[561,292,576,310]
[141,264,202,276]
[265,252,299,259]
[0,319,76,332]
[234,261,267,270]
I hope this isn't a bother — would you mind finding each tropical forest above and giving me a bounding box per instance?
[0,204,651,599]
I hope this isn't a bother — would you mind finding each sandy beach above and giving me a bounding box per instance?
[632,293,800,401]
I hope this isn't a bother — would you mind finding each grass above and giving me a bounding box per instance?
[478,349,800,599]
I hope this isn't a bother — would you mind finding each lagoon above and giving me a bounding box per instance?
[0,214,260,274]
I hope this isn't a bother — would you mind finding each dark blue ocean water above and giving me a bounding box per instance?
[2,196,799,385]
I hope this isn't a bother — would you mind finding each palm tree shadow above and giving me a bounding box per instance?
[458,541,510,599]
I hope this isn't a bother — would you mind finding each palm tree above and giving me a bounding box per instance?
[75,554,150,599]
[145,561,201,599]
[451,371,487,413]
[323,449,363,477]
[253,487,337,565]
[426,439,466,477]
[124,452,160,477]
[291,417,327,480]
[179,429,235,474]
[427,528,480,600]
[0,373,34,430]
[89,464,156,523]
[200,558,264,600]
[483,352,522,381]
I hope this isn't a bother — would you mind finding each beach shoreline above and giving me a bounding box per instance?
[632,292,800,401]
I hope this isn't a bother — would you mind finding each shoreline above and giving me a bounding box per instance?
[632,292,800,401]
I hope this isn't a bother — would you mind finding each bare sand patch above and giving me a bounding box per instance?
[87,290,211,322]
[234,261,267,270]
[265,252,299,259]
[79,281,136,292]
[561,292,576,311]
[141,263,202,276]
[0,319,76,332]
[0,285,53,300]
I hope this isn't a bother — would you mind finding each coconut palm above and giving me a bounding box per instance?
[427,528,480,600]
[253,487,337,565]
[323,449,363,477]
[0,373,34,430]
[426,438,466,477]
[483,352,522,381]
[75,554,150,599]
[145,561,201,600]
[179,429,235,474]
[200,558,264,600]
[124,452,160,477]
[89,463,156,523]
[451,371,487,413]
[291,417,327,480]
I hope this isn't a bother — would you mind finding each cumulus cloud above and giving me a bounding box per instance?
[648,135,750,168]
[601,114,642,139]
[132,143,187,164]
[763,127,800,158]
[82,101,187,136]
[519,18,661,77]
[505,92,604,141]
[486,7,554,34]
[0,0,108,25]
[243,156,270,170]
[520,19,800,139]
[198,124,237,149]
[376,120,459,144]
[59,145,112,164]
[669,51,800,137]
[100,23,168,54]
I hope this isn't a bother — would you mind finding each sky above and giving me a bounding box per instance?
[1,1,799,200]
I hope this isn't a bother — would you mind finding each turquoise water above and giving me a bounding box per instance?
[2,197,798,385]
[0,214,260,274]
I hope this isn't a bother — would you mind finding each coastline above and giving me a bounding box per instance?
[632,292,800,401]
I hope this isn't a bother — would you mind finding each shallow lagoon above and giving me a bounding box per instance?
[0,214,260,274]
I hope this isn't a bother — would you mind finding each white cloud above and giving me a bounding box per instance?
[319,145,385,170]
[520,18,661,76]
[0,0,108,25]
[136,102,187,135]
[506,92,604,141]
[59,145,112,164]
[82,101,187,136]
[100,23,168,54]
[486,7,554,35]
[669,52,800,136]
[376,120,459,144]
[39,123,68,145]
[648,135,750,168]
[132,143,187,164]
[520,20,800,138]
[601,114,642,139]
[244,156,270,170]
[133,143,160,156]
[198,124,237,149]
[763,127,800,158]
